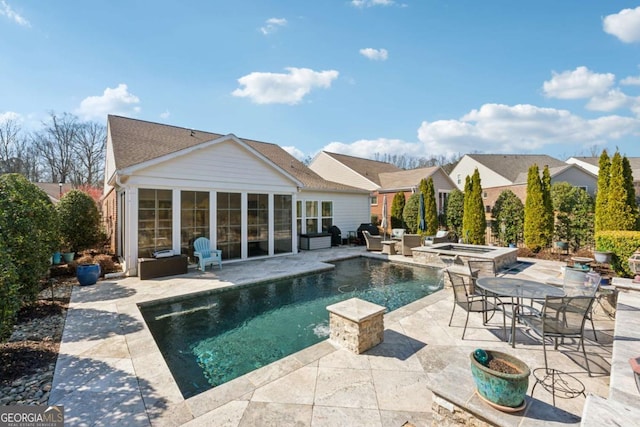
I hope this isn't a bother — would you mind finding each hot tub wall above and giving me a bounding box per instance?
[411,244,518,271]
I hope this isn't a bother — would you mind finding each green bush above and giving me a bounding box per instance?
[390,192,406,229]
[0,174,59,307]
[403,193,420,233]
[595,231,640,277]
[57,190,101,253]
[0,257,19,341]
[491,189,524,246]
[446,189,464,240]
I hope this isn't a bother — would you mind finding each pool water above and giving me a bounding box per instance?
[140,257,441,398]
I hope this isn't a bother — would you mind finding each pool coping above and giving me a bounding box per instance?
[49,247,443,425]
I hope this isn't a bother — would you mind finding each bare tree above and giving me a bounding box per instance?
[32,112,80,183]
[0,118,26,175]
[72,121,106,186]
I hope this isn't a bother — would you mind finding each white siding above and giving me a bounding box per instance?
[299,190,370,235]
[309,152,379,191]
[449,155,512,190]
[128,140,297,192]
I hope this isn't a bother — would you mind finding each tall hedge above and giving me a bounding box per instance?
[57,190,102,253]
[446,189,464,240]
[0,174,59,340]
[419,178,438,236]
[524,164,548,251]
[541,166,555,244]
[622,155,639,229]
[603,152,636,231]
[462,169,485,244]
[390,192,406,229]
[594,150,610,233]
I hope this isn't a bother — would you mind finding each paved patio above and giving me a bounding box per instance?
[49,247,615,426]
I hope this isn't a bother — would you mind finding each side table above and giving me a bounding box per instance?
[381,240,397,255]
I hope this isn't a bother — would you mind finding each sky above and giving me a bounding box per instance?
[2,1,640,163]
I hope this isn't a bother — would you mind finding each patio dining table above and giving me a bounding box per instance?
[475,277,565,348]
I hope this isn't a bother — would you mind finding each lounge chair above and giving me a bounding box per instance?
[425,230,454,245]
[193,237,222,271]
[362,230,383,251]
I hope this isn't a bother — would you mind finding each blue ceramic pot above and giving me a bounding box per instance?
[470,350,530,409]
[52,252,62,264]
[77,263,101,286]
[62,252,75,263]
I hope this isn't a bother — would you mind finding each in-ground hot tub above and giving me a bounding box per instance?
[412,243,518,271]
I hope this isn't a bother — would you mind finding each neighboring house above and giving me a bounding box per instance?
[377,166,457,229]
[567,156,640,200]
[309,151,402,193]
[34,182,74,204]
[102,116,369,277]
[449,154,597,243]
[449,154,568,190]
[309,151,455,229]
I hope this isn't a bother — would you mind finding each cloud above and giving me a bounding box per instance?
[232,67,339,105]
[260,17,287,35]
[586,89,634,112]
[282,146,306,161]
[75,84,141,121]
[317,103,640,160]
[160,110,170,119]
[603,6,640,43]
[542,66,615,99]
[322,138,423,159]
[417,103,640,156]
[0,111,22,124]
[621,75,640,85]
[351,0,395,7]
[359,48,388,61]
[0,1,29,27]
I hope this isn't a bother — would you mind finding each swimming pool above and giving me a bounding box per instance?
[140,257,441,398]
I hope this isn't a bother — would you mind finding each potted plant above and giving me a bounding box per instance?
[593,249,613,264]
[470,349,530,411]
[75,254,101,286]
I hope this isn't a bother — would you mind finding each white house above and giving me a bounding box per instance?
[102,116,370,276]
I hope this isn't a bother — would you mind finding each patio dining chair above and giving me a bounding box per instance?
[447,270,507,340]
[520,295,595,376]
[193,237,222,271]
[544,270,600,342]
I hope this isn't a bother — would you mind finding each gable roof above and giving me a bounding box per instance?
[467,153,566,183]
[320,151,402,186]
[569,156,640,171]
[512,164,596,184]
[108,115,365,193]
[378,166,441,190]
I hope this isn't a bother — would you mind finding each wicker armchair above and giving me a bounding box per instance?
[362,230,383,251]
[400,234,422,256]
